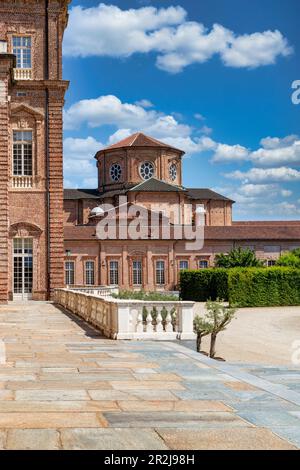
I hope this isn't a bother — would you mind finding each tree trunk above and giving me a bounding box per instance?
[210,333,217,358]
[196,332,202,352]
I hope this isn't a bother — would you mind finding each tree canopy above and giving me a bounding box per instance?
[215,247,263,268]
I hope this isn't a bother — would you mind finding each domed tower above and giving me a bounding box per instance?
[94,132,185,193]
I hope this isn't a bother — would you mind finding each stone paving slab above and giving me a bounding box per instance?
[0,301,300,450]
[103,411,251,429]
[156,428,297,450]
[60,428,168,450]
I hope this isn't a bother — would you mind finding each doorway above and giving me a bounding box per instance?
[13,238,33,300]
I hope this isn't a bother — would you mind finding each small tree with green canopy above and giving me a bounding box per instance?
[206,300,237,358]
[276,248,300,268]
[215,247,263,268]
[193,315,213,352]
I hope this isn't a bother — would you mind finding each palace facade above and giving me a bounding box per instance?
[0,0,299,301]
[64,132,300,292]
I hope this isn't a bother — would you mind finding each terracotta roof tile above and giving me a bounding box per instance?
[101,132,184,153]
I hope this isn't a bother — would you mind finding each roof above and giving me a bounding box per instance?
[64,224,300,241]
[64,184,232,201]
[130,178,185,193]
[186,188,234,202]
[204,225,300,240]
[234,220,300,226]
[100,132,184,154]
[64,189,100,200]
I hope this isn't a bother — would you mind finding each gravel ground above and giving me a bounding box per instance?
[190,304,300,365]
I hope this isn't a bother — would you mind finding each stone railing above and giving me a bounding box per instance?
[67,285,119,298]
[12,176,33,189]
[54,288,195,341]
[13,68,32,80]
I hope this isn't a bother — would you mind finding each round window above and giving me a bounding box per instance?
[169,163,177,181]
[110,163,122,182]
[140,161,155,180]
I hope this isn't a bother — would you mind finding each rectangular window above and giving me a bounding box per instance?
[65,261,75,286]
[13,36,32,69]
[156,260,165,286]
[13,131,33,176]
[132,260,142,286]
[267,260,276,267]
[109,261,119,285]
[264,245,281,253]
[85,261,95,285]
[198,260,208,269]
[179,260,189,271]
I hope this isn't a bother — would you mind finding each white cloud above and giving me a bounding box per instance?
[239,183,277,197]
[63,136,102,188]
[226,167,300,183]
[212,143,249,162]
[200,126,213,135]
[63,3,292,73]
[222,30,292,68]
[64,95,159,130]
[64,94,216,155]
[211,135,300,167]
[251,135,300,166]
[134,99,154,108]
[281,189,292,197]
[194,113,205,121]
[63,136,103,159]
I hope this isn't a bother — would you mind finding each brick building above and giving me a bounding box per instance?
[64,132,300,291]
[0,0,69,301]
[0,1,299,300]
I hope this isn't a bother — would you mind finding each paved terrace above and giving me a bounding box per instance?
[0,302,300,450]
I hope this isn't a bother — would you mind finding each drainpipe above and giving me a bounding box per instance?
[45,0,51,299]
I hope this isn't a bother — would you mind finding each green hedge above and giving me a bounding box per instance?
[228,267,300,307]
[180,267,300,307]
[180,269,229,302]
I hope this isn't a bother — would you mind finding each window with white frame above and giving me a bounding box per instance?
[198,260,208,269]
[179,260,189,271]
[266,260,276,267]
[109,261,119,285]
[85,261,95,285]
[12,36,32,69]
[65,261,75,285]
[156,260,165,285]
[13,131,33,176]
[132,260,142,286]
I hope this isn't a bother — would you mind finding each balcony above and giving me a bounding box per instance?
[12,176,33,189]
[13,68,32,80]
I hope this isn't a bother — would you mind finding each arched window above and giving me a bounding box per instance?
[110,163,122,182]
[169,163,177,181]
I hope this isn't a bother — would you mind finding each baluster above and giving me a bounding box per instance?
[136,312,143,333]
[156,310,163,333]
[165,309,173,333]
[146,311,153,333]
[172,308,177,332]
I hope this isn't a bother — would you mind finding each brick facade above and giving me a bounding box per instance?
[0,0,69,302]
[64,133,300,292]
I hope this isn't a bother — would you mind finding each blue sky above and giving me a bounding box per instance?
[63,0,300,220]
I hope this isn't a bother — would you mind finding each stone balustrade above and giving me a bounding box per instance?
[53,288,195,341]
[13,68,32,80]
[12,176,33,189]
[67,285,119,298]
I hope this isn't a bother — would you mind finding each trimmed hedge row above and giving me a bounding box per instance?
[180,269,229,302]
[180,267,300,307]
[228,267,300,307]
